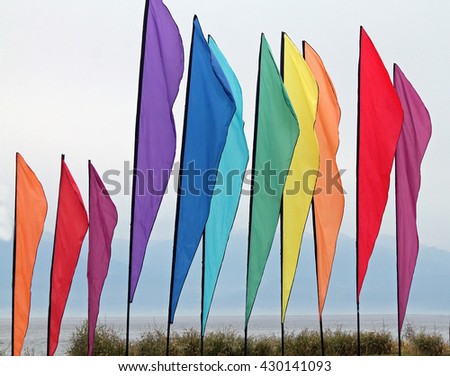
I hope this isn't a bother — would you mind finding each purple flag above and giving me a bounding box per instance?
[394,64,432,332]
[87,161,118,355]
[129,0,184,302]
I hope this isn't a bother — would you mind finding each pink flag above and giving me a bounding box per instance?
[394,65,432,332]
[87,161,118,355]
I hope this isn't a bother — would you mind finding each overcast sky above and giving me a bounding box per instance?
[1,0,449,260]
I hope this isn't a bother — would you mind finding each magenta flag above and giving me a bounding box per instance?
[87,162,118,355]
[394,64,432,332]
[129,0,184,302]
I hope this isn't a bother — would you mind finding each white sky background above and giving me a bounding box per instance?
[0,0,449,258]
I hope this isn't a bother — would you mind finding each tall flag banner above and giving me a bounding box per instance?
[357,27,403,297]
[88,161,118,356]
[168,17,236,323]
[281,33,319,324]
[246,35,299,326]
[12,153,48,356]
[394,65,432,333]
[129,0,184,302]
[202,36,249,336]
[48,156,88,356]
[304,42,344,317]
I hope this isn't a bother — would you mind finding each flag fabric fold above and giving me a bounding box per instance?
[129,0,184,302]
[281,34,319,324]
[202,36,249,336]
[394,64,432,332]
[48,157,89,356]
[87,161,118,356]
[169,17,236,323]
[12,153,48,356]
[304,42,345,317]
[357,27,404,297]
[246,34,299,326]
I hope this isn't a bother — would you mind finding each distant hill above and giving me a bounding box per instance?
[1,230,449,320]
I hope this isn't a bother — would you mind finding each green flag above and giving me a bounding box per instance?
[246,35,299,326]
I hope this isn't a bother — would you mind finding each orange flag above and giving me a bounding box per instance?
[12,153,48,356]
[304,43,344,317]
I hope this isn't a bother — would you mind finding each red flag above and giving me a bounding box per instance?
[87,161,117,356]
[357,28,403,297]
[48,156,88,356]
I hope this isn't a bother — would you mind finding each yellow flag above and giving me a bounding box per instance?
[281,34,319,323]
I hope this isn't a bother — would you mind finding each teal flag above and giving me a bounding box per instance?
[202,36,249,336]
[246,35,299,326]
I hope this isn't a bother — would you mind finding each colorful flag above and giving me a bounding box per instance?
[281,33,319,323]
[246,35,299,326]
[129,0,184,302]
[12,153,47,356]
[202,36,249,336]
[304,41,345,317]
[394,64,432,332]
[169,17,236,323]
[357,27,403,297]
[48,156,88,356]
[87,161,118,355]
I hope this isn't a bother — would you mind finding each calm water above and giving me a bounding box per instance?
[1,314,449,355]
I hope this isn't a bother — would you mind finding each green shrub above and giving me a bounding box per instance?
[285,329,322,356]
[65,321,450,356]
[204,330,244,356]
[409,331,446,356]
[66,320,125,356]
[130,328,166,356]
[360,330,395,355]
[324,328,356,355]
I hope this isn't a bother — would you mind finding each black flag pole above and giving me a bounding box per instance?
[393,65,402,357]
[125,0,150,356]
[166,15,196,357]
[11,153,18,356]
[244,33,264,357]
[87,160,92,355]
[356,26,363,357]
[200,232,205,356]
[302,40,325,357]
[47,154,64,356]
[311,200,325,356]
[279,32,286,357]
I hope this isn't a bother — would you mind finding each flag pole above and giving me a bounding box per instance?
[395,160,402,357]
[356,26,363,357]
[87,160,91,355]
[125,0,150,356]
[393,65,402,357]
[311,200,325,356]
[200,232,205,356]
[11,153,19,356]
[279,32,286,357]
[303,40,325,357]
[47,154,64,356]
[244,33,264,357]
[166,15,197,356]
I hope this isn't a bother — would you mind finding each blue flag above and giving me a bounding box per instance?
[169,17,236,323]
[201,36,248,335]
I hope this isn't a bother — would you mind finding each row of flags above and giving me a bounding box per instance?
[11,155,117,356]
[7,0,431,356]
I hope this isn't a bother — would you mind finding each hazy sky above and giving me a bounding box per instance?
[1,0,449,260]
